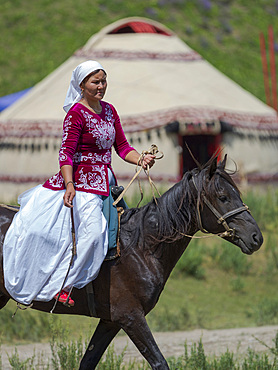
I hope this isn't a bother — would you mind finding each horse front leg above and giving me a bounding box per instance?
[79,319,121,370]
[120,313,169,370]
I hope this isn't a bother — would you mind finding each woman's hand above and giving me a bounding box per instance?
[141,153,156,169]
[124,150,156,169]
[64,182,75,208]
[61,165,75,208]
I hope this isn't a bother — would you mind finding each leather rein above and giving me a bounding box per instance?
[192,176,250,240]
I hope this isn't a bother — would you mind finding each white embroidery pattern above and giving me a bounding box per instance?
[59,115,72,162]
[73,151,111,164]
[81,107,115,150]
[48,172,64,188]
[104,103,114,124]
[75,166,107,192]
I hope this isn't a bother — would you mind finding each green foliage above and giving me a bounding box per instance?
[97,344,126,370]
[147,305,191,332]
[186,339,207,369]
[174,241,206,279]
[127,186,165,208]
[6,348,51,369]
[253,298,278,326]
[49,318,84,370]
[211,350,236,370]
[243,189,278,232]
[167,336,278,369]
[0,304,58,342]
[241,348,278,369]
[230,276,245,293]
[7,348,36,370]
[1,0,278,105]
[0,300,96,344]
[263,233,278,281]
[214,241,252,275]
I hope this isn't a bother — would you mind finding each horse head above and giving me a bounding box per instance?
[192,155,263,255]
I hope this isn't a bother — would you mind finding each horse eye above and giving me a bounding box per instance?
[219,195,228,202]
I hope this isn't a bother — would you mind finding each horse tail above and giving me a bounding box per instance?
[0,293,9,310]
[0,204,17,309]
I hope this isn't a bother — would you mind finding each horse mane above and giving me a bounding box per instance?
[120,170,196,254]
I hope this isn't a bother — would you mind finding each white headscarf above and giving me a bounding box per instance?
[63,60,106,113]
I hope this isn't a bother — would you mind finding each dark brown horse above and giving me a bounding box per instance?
[0,156,263,369]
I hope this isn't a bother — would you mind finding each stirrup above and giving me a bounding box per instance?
[54,289,74,307]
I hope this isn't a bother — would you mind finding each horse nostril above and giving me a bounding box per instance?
[252,232,263,248]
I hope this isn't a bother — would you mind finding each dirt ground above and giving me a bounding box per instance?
[2,325,278,368]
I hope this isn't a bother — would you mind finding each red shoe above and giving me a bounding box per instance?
[54,290,75,307]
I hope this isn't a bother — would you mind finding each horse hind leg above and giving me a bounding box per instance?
[79,319,121,370]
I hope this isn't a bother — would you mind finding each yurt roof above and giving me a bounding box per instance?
[1,16,278,138]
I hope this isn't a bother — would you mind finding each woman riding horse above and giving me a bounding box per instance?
[3,60,155,307]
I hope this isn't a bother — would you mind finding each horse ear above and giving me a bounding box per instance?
[209,157,217,179]
[219,154,227,170]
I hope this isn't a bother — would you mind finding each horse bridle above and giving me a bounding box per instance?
[192,176,250,239]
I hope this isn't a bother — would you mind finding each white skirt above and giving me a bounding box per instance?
[3,185,108,305]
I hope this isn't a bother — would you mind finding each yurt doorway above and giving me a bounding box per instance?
[180,134,222,174]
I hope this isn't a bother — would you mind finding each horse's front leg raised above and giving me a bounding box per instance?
[79,319,121,370]
[120,313,169,370]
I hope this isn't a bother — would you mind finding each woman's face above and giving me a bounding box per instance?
[81,70,107,102]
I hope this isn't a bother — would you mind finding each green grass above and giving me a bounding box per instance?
[1,0,278,104]
[0,303,97,344]
[243,186,278,232]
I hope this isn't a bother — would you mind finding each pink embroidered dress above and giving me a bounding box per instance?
[43,101,134,195]
[3,101,135,305]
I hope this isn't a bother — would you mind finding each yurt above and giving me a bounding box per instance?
[1,17,278,202]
